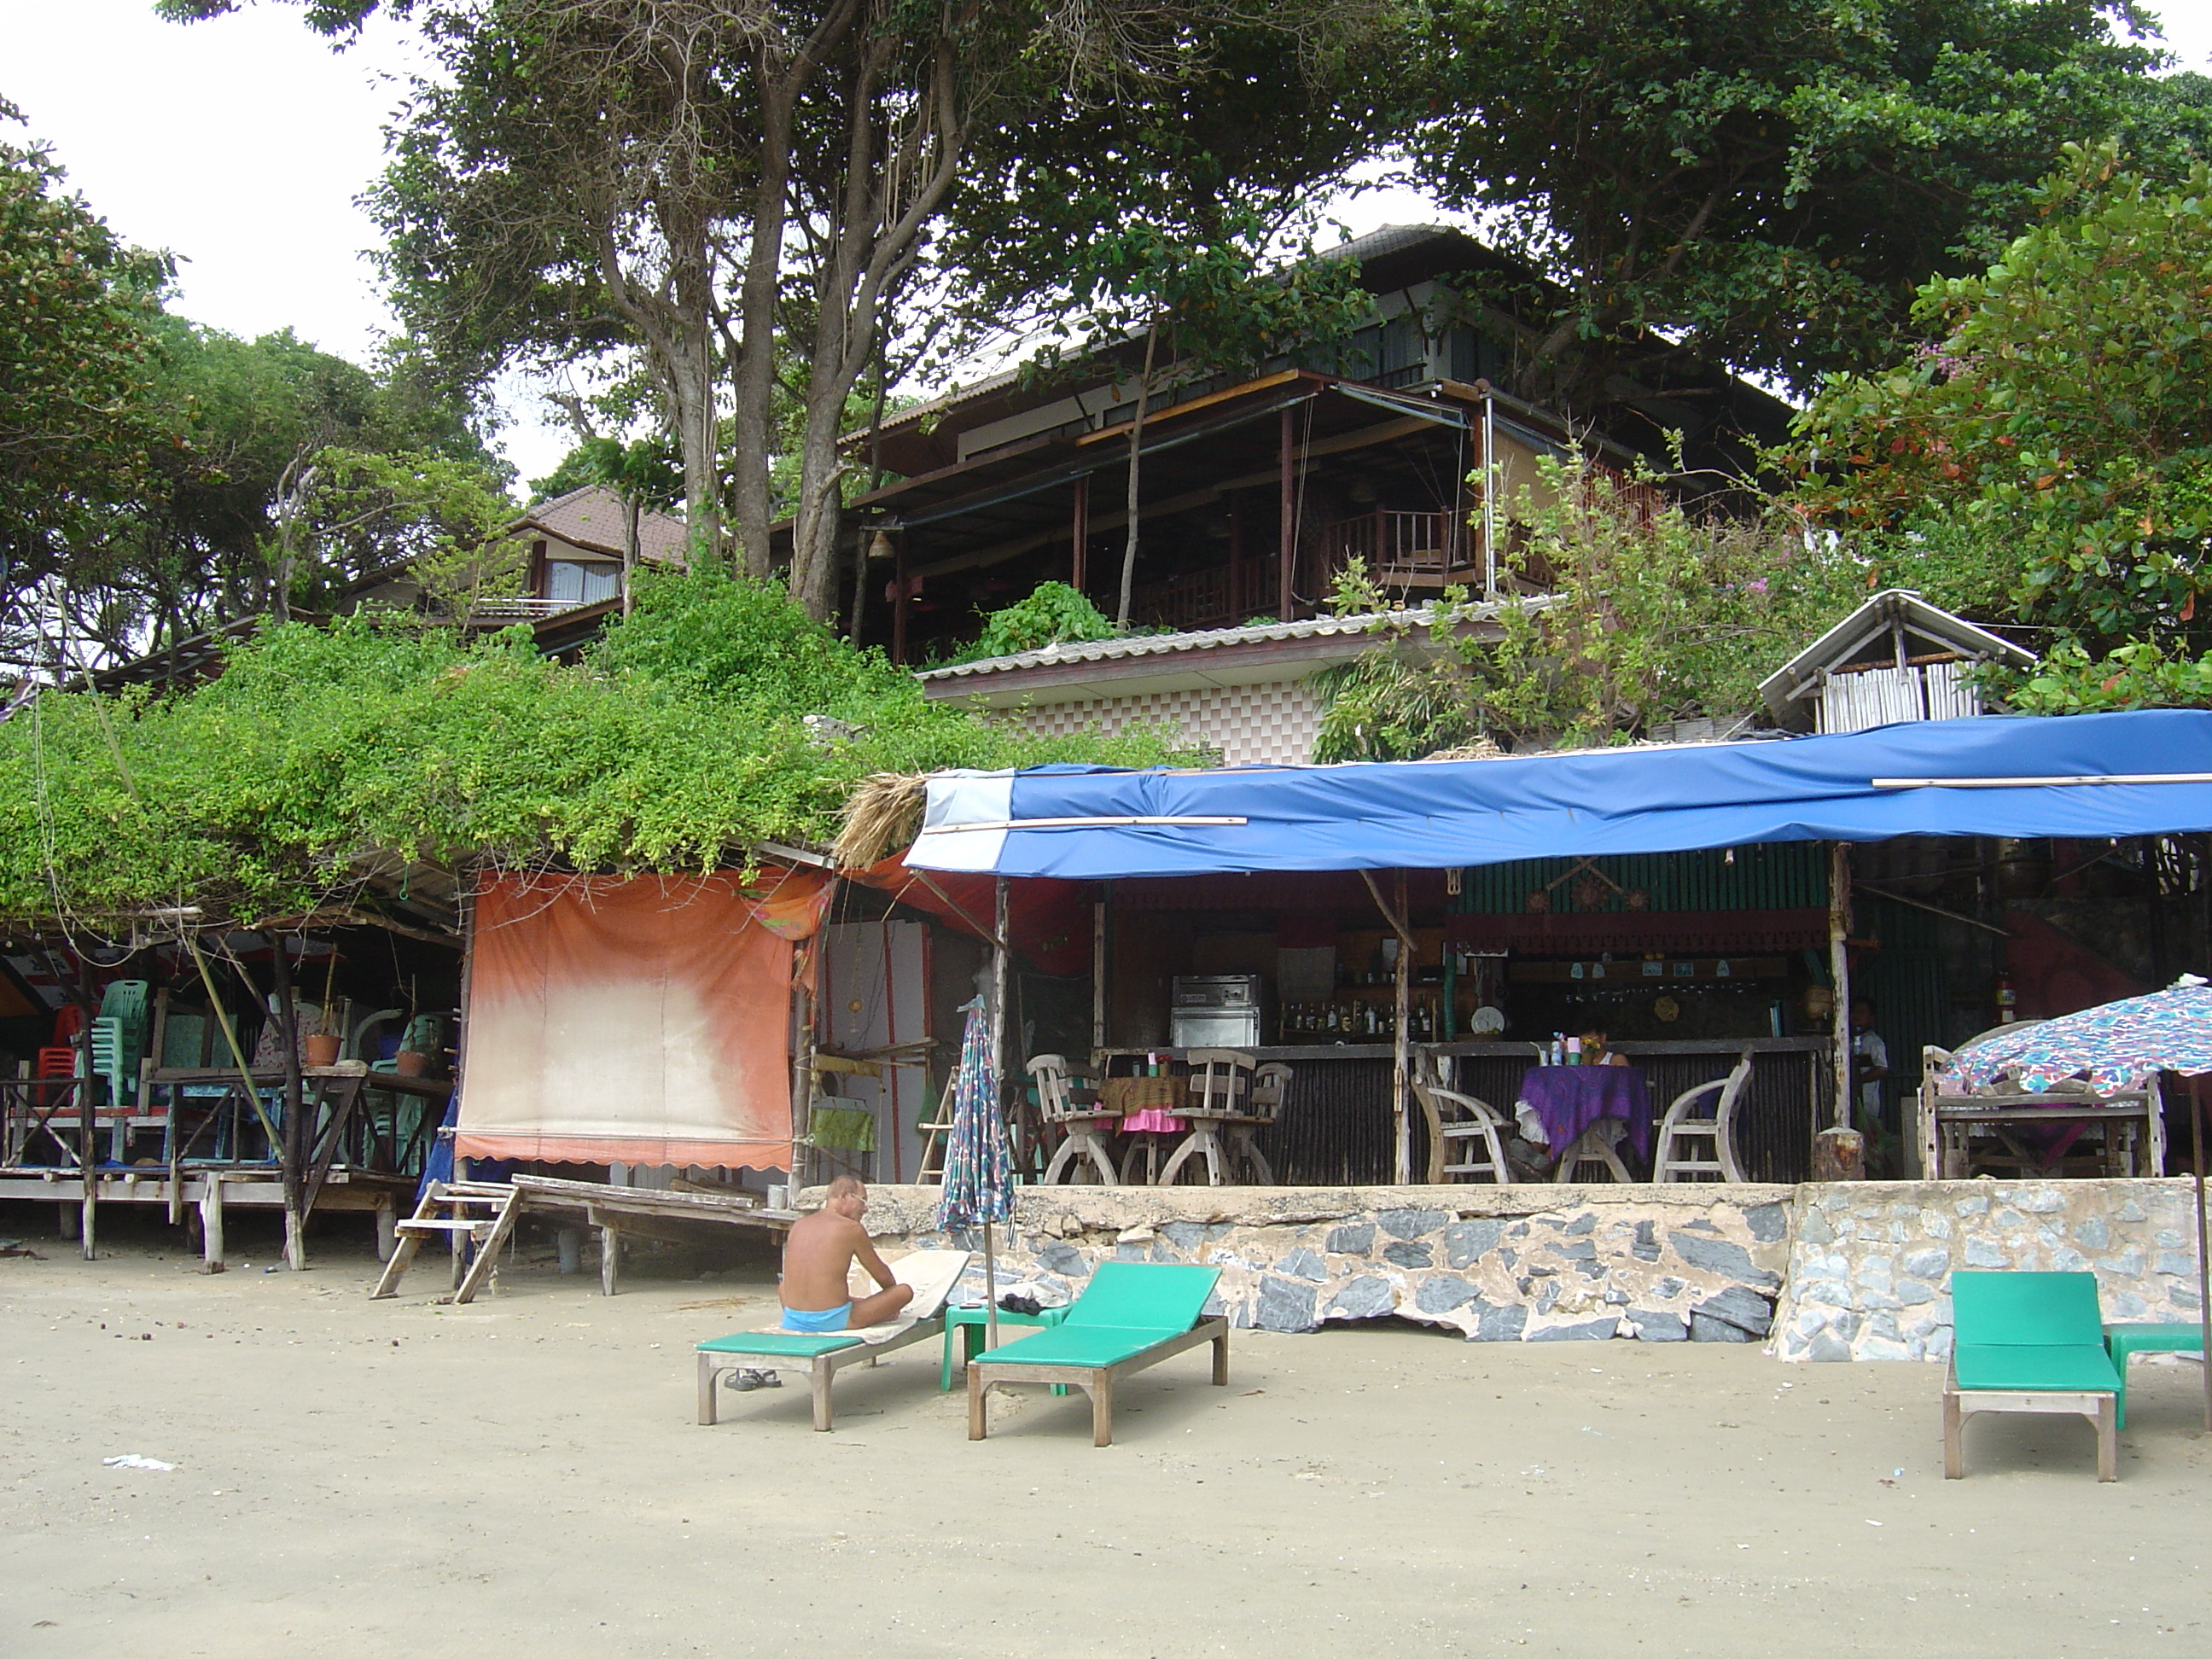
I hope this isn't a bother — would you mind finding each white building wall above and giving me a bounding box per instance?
[1010,679,1327,766]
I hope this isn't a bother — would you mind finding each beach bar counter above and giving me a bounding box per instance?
[1089,851,1835,1185]
[905,709,2212,1191]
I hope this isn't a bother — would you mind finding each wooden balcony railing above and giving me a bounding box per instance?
[1319,509,1472,588]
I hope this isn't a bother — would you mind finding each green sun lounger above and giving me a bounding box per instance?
[1943,1271,2122,1481]
[966,1262,1229,1447]
[2104,1322,2205,1429]
[696,1318,945,1432]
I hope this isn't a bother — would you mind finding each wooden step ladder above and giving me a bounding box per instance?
[370,1179,521,1303]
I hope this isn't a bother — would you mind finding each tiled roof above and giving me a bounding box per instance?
[517,486,690,563]
[917,607,1478,682]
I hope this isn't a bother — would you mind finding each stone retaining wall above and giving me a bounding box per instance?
[844,1184,1795,1345]
[1770,1177,2208,1362]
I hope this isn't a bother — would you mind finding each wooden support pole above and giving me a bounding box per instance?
[1278,406,1296,622]
[1070,474,1089,594]
[988,875,1010,1354]
[1829,842,1854,1132]
[1091,896,1109,1068]
[1394,870,1414,1185]
[199,1173,225,1272]
[600,1224,620,1295]
[2193,1075,2211,1431]
[268,932,308,1270]
[892,534,910,667]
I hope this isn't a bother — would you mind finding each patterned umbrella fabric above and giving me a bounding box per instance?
[935,995,1012,1231]
[1949,978,2212,1095]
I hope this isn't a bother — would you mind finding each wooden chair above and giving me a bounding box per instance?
[1653,1050,1754,1182]
[1224,1062,1288,1185]
[1409,1059,1514,1185]
[1156,1050,1254,1186]
[1029,1054,1120,1185]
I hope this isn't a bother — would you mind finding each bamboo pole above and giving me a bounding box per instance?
[1394,871,1413,1185]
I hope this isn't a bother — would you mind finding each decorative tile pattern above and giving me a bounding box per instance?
[1013,681,1327,766]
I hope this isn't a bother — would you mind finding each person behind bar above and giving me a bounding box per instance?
[1578,1027,1630,1067]
[778,1175,912,1332]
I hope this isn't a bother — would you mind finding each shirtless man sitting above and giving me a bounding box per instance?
[779,1175,913,1333]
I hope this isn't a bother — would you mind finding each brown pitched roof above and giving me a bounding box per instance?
[515,486,690,564]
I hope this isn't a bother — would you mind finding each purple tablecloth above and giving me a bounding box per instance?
[1515,1067,1652,1163]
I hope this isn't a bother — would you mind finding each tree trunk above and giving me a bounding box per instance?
[622,498,640,615]
[1115,320,1161,630]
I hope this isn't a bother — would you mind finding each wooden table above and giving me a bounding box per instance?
[1919,1088,2163,1179]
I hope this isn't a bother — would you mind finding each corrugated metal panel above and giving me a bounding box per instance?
[1449,842,1827,917]
[1248,1057,1394,1185]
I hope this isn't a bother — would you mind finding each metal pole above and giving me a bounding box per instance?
[988,875,1010,1353]
[2192,1075,2210,1430]
[1091,895,1109,1068]
[1829,843,1854,1132]
[1278,406,1295,622]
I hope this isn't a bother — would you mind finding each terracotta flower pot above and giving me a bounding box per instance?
[303,1033,342,1067]
[394,1050,431,1078]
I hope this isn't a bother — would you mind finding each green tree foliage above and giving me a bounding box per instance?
[1412,0,2211,407]
[1795,144,2212,699]
[0,108,170,670]
[956,582,1117,662]
[1313,454,1863,757]
[0,569,1182,929]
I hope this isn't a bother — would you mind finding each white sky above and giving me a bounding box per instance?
[6,0,2210,487]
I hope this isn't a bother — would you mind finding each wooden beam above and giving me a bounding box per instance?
[1278,406,1296,621]
[910,416,1435,582]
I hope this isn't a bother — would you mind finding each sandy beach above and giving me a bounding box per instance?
[4,1205,2209,1658]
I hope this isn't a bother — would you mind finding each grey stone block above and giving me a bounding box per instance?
[1534,1279,1563,1314]
[1275,1246,1330,1283]
[1324,1276,1395,1320]
[1476,1302,1528,1342]
[1414,1275,1481,1314]
[1631,1220,1661,1262]
[1895,1280,1936,1307]
[1382,1241,1434,1269]
[1037,1243,1091,1277]
[1529,1316,1621,1342]
[1254,1275,1318,1333]
[1801,1326,1853,1360]
[1563,1212,1597,1236]
[1691,1314,1754,1344]
[1654,1275,1687,1300]
[1900,1247,1949,1281]
[2158,1250,2197,1278]
[1859,1336,1914,1361]
[1161,1221,1207,1251]
[1744,1202,1789,1243]
[1499,1248,1519,1271]
[1668,1231,1781,1289]
[1551,1239,1598,1261]
[1693,1284,1774,1338]
[2072,1217,2110,1251]
[1324,1222,1375,1256]
[1680,1219,1722,1233]
[1963,1237,2007,1269]
[1377,1208,1449,1241]
[1507,1221,1530,1238]
[1443,1220,1504,1267]
[1627,1309,1689,1342]
[1798,1209,1837,1245]
[2016,1188,2066,1214]
[2116,1199,2148,1223]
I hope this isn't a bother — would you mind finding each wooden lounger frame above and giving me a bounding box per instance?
[1942,1363,2118,1482]
[967,1317,1231,1447]
[697,1317,945,1433]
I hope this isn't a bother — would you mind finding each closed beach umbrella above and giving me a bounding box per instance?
[1951,976,2212,1427]
[937,993,1014,1350]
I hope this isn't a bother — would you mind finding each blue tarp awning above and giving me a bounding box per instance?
[906,711,2212,880]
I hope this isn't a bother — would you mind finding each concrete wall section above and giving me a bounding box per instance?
[1772,1178,2205,1362]
[850,1184,1795,1344]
